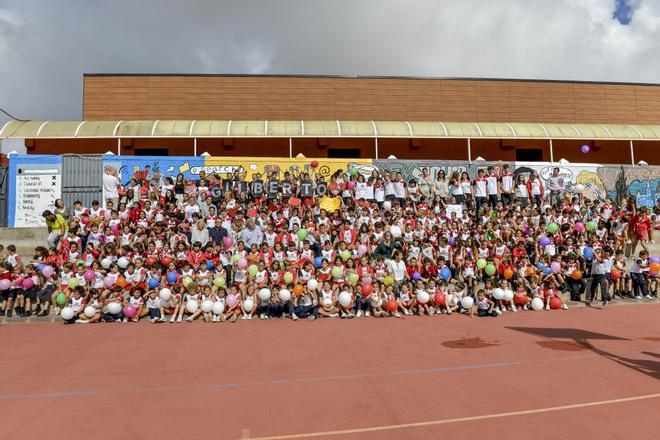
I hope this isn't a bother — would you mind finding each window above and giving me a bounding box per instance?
[516,148,543,162]
[327,148,361,158]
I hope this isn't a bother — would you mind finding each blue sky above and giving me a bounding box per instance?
[613,0,635,24]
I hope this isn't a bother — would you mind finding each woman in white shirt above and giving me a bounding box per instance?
[515,174,529,207]
[434,170,449,200]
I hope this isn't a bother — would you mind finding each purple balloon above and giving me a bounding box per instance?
[448,236,455,246]
[649,256,660,264]
[412,272,421,281]
[0,279,10,291]
[581,145,590,153]
[539,237,550,247]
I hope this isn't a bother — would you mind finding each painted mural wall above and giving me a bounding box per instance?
[5,155,659,227]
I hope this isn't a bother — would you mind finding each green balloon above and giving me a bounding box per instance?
[248,264,258,276]
[297,229,308,240]
[284,272,294,284]
[68,278,79,289]
[485,264,496,276]
[55,292,67,305]
[347,273,359,284]
[349,168,358,176]
[231,254,240,264]
[182,276,193,288]
[547,222,559,233]
[331,266,343,278]
[476,258,487,269]
[586,221,597,231]
[340,250,351,261]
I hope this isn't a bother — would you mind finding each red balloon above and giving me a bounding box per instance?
[514,294,527,306]
[310,160,319,168]
[161,257,172,267]
[146,257,156,267]
[610,268,621,280]
[289,197,301,207]
[434,292,446,306]
[361,283,372,297]
[385,299,398,313]
[549,297,562,310]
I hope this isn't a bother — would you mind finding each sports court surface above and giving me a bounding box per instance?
[1,303,658,440]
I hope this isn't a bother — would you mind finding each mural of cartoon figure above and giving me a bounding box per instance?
[575,170,607,201]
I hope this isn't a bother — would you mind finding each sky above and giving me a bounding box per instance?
[0,0,658,127]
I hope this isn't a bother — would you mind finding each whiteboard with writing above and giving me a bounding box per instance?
[14,172,61,227]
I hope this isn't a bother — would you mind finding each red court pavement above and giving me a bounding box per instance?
[1,304,659,440]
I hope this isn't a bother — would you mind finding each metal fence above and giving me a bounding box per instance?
[61,154,103,208]
[0,165,7,226]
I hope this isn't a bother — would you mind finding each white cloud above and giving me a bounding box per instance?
[0,0,659,123]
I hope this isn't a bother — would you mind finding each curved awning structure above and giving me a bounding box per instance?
[2,120,660,140]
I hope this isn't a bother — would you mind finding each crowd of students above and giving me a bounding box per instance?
[0,163,657,323]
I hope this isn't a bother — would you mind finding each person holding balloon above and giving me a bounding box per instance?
[101,287,125,322]
[543,279,569,310]
[240,284,257,320]
[472,290,497,317]
[316,281,339,318]
[630,250,651,299]
[76,289,103,323]
[126,287,148,322]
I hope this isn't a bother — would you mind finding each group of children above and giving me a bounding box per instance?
[0,163,657,323]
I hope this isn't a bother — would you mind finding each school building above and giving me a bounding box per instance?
[1,74,660,164]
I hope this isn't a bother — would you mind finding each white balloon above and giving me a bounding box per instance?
[201,299,214,313]
[258,288,271,301]
[322,298,333,307]
[212,301,225,315]
[338,291,352,308]
[460,296,474,309]
[307,279,319,291]
[60,307,75,320]
[279,289,292,302]
[383,201,392,211]
[186,300,199,313]
[84,306,96,318]
[492,288,505,300]
[573,184,585,194]
[107,302,122,315]
[117,257,129,269]
[531,297,544,311]
[416,291,430,304]
[243,299,254,312]
[101,257,112,269]
[159,288,172,302]
[503,289,514,302]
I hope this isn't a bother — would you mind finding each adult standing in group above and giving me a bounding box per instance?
[500,164,515,206]
[485,165,500,209]
[42,210,68,249]
[103,166,121,208]
[241,218,263,247]
[547,167,565,206]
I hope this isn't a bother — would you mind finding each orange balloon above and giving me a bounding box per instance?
[571,270,582,280]
[650,262,660,273]
[293,284,304,296]
[525,267,535,276]
[116,278,128,288]
[503,269,514,279]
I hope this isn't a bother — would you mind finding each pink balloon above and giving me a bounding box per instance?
[551,262,561,273]
[226,295,238,308]
[84,270,95,282]
[42,265,55,277]
[22,278,34,289]
[104,276,115,288]
[123,304,137,318]
[357,244,367,256]
[347,181,356,190]
[237,258,247,269]
[223,237,234,249]
[0,279,10,290]
[110,224,120,235]
[361,276,372,285]
[574,222,585,232]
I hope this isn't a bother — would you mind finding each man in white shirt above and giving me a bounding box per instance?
[473,169,488,213]
[485,166,500,209]
[103,166,121,208]
[589,248,610,306]
[500,164,515,206]
[547,167,565,206]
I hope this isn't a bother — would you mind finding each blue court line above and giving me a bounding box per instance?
[0,348,653,401]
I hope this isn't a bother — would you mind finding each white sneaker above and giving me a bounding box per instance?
[292,313,298,321]
[307,315,315,320]
[429,307,436,314]
[248,314,253,320]
[635,295,642,299]
[446,308,452,315]
[511,305,517,312]
[122,318,128,323]
[150,317,157,323]
[186,316,193,322]
[177,316,182,323]
[170,316,176,323]
[394,312,401,318]
[54,307,60,316]
[75,319,88,324]
[331,313,339,318]
[159,316,166,322]
[645,295,653,300]
[523,304,528,310]
[241,315,248,320]
[341,312,347,318]
[545,305,550,311]
[495,309,502,315]
[562,304,568,310]
[365,310,371,317]
[356,310,363,317]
